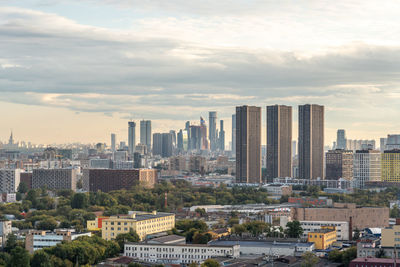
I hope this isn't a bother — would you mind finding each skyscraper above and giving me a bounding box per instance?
[219,120,225,151]
[152,133,162,156]
[140,120,152,152]
[298,104,324,180]
[336,129,346,149]
[209,112,217,151]
[266,105,292,180]
[111,133,116,152]
[152,133,173,158]
[128,121,136,155]
[236,105,262,184]
[292,140,297,159]
[232,114,236,154]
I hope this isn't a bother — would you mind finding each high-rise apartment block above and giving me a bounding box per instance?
[209,112,217,151]
[381,149,400,183]
[219,120,225,151]
[236,105,262,183]
[152,133,173,158]
[83,169,157,192]
[353,149,381,189]
[32,169,77,191]
[0,169,21,193]
[336,129,346,150]
[298,104,324,180]
[140,120,152,152]
[111,133,116,152]
[266,105,292,180]
[386,135,400,150]
[128,121,136,155]
[232,114,236,154]
[325,149,353,180]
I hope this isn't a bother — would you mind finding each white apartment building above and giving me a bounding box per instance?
[124,243,239,265]
[353,150,381,189]
[300,221,349,241]
[0,169,21,193]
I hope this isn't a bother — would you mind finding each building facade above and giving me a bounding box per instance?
[298,104,324,180]
[140,120,152,153]
[209,111,218,151]
[325,149,353,180]
[232,114,236,154]
[300,221,349,241]
[353,149,381,189]
[236,105,262,183]
[307,226,336,250]
[381,149,400,183]
[101,211,175,241]
[266,105,292,180]
[124,243,239,265]
[0,169,21,193]
[336,129,347,150]
[83,169,157,192]
[32,169,76,191]
[128,121,136,155]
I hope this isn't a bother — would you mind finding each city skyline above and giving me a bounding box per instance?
[1,1,400,144]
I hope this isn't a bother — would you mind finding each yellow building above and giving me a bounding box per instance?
[307,226,336,250]
[382,150,400,182]
[87,216,109,231]
[381,224,400,247]
[101,211,175,241]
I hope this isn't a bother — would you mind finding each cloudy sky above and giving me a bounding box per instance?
[1,0,400,146]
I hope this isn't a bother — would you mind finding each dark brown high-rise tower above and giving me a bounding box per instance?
[267,105,292,181]
[298,104,324,180]
[236,105,262,183]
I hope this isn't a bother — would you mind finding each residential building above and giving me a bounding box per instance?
[124,242,239,265]
[20,172,32,189]
[325,149,353,180]
[350,258,400,267]
[189,156,206,173]
[32,169,76,191]
[266,105,292,180]
[83,169,157,192]
[307,226,336,250]
[89,159,112,169]
[87,216,110,231]
[0,169,21,193]
[381,224,400,247]
[300,221,349,241]
[346,139,376,151]
[209,111,218,151]
[298,104,324,180]
[380,137,388,152]
[232,114,236,154]
[292,203,389,229]
[236,105,262,183]
[382,149,400,183]
[140,120,152,152]
[219,120,225,151]
[114,150,128,161]
[169,156,187,171]
[25,229,91,254]
[128,121,136,155]
[337,129,347,150]
[111,133,116,152]
[387,134,400,150]
[353,149,381,189]
[101,211,175,241]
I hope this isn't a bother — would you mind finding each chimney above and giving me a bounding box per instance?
[349,216,353,241]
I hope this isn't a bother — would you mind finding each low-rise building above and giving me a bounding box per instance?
[101,211,175,241]
[25,229,92,253]
[300,220,349,241]
[350,258,400,267]
[307,226,336,250]
[124,242,240,265]
[263,184,292,196]
[86,216,109,231]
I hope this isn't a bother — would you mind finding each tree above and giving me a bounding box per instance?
[195,208,206,217]
[193,232,212,244]
[328,250,342,262]
[36,218,58,231]
[232,224,246,236]
[285,221,304,238]
[31,250,52,267]
[71,193,88,209]
[342,247,357,266]
[128,263,143,267]
[301,252,319,267]
[376,248,386,258]
[201,259,220,267]
[7,246,30,267]
[4,233,18,253]
[17,182,28,194]
[115,229,140,252]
